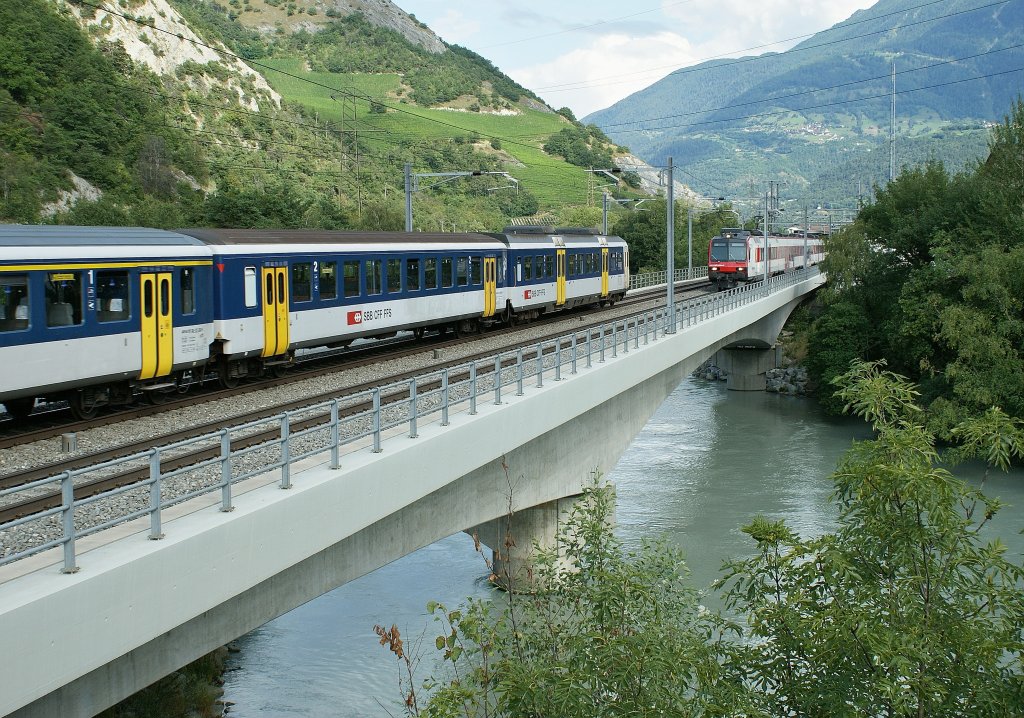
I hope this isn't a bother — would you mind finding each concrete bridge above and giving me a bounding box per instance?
[0,269,824,718]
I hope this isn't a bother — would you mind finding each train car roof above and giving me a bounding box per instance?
[0,225,206,247]
[179,229,507,246]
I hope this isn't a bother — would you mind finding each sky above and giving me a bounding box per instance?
[395,0,878,118]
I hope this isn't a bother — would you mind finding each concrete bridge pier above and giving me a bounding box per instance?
[718,344,777,391]
[468,493,586,591]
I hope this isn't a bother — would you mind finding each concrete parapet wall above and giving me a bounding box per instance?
[1,275,823,718]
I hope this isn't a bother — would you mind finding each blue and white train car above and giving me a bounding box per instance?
[0,226,215,418]
[178,230,508,386]
[501,227,629,322]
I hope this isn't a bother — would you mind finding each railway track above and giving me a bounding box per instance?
[0,304,690,525]
[0,283,720,520]
[0,280,712,449]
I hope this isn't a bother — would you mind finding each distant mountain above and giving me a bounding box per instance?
[585,0,1024,206]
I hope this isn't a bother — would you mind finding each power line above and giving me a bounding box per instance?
[608,65,1024,135]
[534,0,1008,95]
[597,42,1024,131]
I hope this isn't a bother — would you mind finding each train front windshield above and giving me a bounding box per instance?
[710,240,747,262]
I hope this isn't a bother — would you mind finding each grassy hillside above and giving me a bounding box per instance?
[258,59,589,208]
[0,0,633,229]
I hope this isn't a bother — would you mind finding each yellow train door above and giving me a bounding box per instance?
[600,248,609,298]
[261,266,290,358]
[139,272,173,380]
[483,256,497,318]
[556,249,566,306]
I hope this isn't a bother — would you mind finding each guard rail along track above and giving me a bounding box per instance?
[0,267,814,573]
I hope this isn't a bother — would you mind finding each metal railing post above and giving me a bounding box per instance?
[330,400,341,469]
[409,377,419,438]
[60,471,78,574]
[516,347,524,395]
[441,369,450,426]
[469,364,478,415]
[571,333,578,375]
[280,413,292,489]
[494,355,503,404]
[586,330,593,368]
[536,343,544,388]
[555,341,562,381]
[612,325,618,358]
[149,449,163,540]
[372,388,383,452]
[599,326,606,362]
[220,430,233,511]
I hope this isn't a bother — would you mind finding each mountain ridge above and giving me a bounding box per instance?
[584,0,1024,204]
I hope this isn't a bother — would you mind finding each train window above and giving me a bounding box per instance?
[0,275,29,332]
[546,255,554,278]
[244,267,257,308]
[523,255,533,281]
[534,256,544,278]
[457,257,468,286]
[406,258,420,291]
[45,271,82,327]
[470,257,482,285]
[181,268,195,315]
[424,258,437,289]
[264,273,273,307]
[291,263,312,302]
[160,276,170,317]
[343,261,360,297]
[366,260,382,295]
[441,257,453,288]
[277,272,285,304]
[97,271,130,323]
[387,258,402,293]
[320,262,338,300]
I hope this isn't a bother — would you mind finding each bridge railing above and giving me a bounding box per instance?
[0,267,821,573]
[629,266,708,291]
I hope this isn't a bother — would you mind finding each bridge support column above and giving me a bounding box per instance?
[718,346,775,391]
[467,493,587,592]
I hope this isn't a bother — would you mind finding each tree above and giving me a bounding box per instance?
[719,360,1024,717]
[378,479,750,717]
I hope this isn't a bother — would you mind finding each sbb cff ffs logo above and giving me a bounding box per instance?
[347,310,362,325]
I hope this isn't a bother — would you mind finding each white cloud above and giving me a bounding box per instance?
[511,31,699,117]
[425,9,481,44]
[661,0,874,55]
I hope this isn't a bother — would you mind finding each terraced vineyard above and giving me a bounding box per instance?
[260,59,594,208]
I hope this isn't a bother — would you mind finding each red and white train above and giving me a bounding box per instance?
[707,228,824,291]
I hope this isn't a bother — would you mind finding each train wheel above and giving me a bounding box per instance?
[3,398,35,420]
[69,393,99,421]
[219,361,240,390]
[413,327,425,341]
[271,364,288,379]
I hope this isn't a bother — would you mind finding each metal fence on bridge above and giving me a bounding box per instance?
[0,267,820,573]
